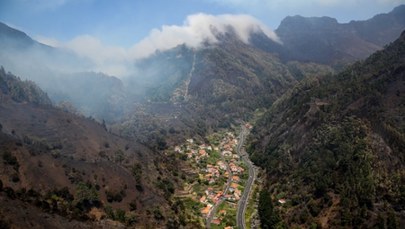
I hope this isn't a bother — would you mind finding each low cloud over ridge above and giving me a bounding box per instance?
[39,13,279,77]
[130,13,280,59]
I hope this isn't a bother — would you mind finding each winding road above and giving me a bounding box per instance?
[205,125,256,229]
[236,125,257,229]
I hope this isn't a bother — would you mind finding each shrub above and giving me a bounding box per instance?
[126,214,137,226]
[10,174,19,183]
[106,189,125,203]
[2,151,19,171]
[4,187,16,199]
[153,208,164,221]
[129,200,137,211]
[104,205,115,219]
[75,182,99,211]
[115,209,126,223]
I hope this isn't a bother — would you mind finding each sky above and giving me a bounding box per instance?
[0,0,404,76]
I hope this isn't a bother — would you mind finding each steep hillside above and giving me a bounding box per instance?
[248,31,405,228]
[275,5,405,65]
[351,5,405,46]
[125,44,195,102]
[0,22,38,49]
[116,30,334,148]
[0,68,183,228]
[0,22,127,121]
[0,66,51,105]
[48,71,128,121]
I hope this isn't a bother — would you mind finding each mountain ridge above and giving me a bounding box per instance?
[275,4,405,65]
[248,30,405,228]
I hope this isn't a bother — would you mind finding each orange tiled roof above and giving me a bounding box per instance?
[231,183,239,189]
[201,205,211,214]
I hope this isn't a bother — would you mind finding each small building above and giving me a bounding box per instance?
[212,219,221,225]
[223,144,232,151]
[230,183,239,189]
[217,161,227,170]
[199,149,207,157]
[278,199,286,204]
[234,192,240,200]
[200,195,207,203]
[201,204,212,215]
[174,146,182,153]
[222,151,232,157]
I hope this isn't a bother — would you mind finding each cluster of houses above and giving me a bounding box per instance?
[174,130,248,227]
[175,139,213,162]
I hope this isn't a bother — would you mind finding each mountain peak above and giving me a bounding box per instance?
[0,22,35,48]
[275,6,405,64]
[278,15,338,31]
[391,4,405,15]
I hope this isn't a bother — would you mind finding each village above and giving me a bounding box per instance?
[174,125,252,228]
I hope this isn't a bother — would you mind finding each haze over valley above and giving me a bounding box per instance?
[0,1,404,228]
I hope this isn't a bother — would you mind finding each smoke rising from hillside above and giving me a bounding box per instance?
[36,13,279,77]
[0,13,280,119]
[129,13,280,59]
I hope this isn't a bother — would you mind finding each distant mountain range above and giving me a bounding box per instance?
[274,5,405,64]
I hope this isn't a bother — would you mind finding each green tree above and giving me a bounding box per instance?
[75,182,99,211]
[258,190,281,229]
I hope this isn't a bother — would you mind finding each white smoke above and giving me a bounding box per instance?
[128,13,280,59]
[36,13,279,77]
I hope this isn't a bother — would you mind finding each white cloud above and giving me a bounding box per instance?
[129,13,280,59]
[63,35,132,76]
[39,13,279,76]
[65,35,127,64]
[34,35,62,47]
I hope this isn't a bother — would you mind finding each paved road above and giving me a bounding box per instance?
[236,126,257,229]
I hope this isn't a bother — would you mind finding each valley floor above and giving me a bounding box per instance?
[172,124,259,228]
